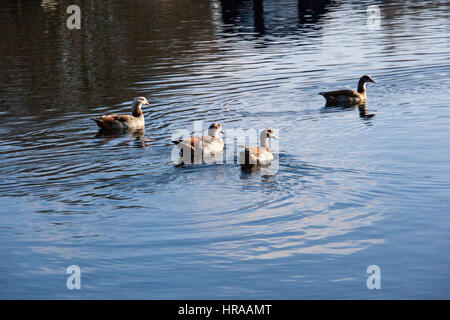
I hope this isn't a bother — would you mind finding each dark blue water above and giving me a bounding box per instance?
[0,0,449,299]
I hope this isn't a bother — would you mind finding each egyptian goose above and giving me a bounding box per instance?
[319,75,376,105]
[239,129,278,169]
[172,123,224,159]
[92,97,150,131]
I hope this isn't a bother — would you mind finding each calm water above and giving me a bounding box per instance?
[0,0,449,299]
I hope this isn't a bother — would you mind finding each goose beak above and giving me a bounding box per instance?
[220,130,225,134]
[272,136,279,140]
[146,102,151,106]
[370,78,376,83]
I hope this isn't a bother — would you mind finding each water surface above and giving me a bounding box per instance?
[0,0,449,299]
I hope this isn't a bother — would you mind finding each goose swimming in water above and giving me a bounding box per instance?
[172,123,224,162]
[92,97,150,131]
[239,129,278,170]
[319,75,376,105]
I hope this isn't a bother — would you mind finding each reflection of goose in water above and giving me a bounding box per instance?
[239,129,278,171]
[95,128,153,148]
[319,75,376,106]
[92,97,150,131]
[358,105,375,119]
[319,103,375,120]
[218,0,335,37]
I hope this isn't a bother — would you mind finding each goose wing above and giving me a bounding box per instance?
[244,146,261,155]
[319,89,359,98]
[172,136,204,151]
[92,114,133,129]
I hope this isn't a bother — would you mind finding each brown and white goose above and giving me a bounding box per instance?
[319,75,376,105]
[92,97,150,131]
[172,123,225,157]
[239,129,278,169]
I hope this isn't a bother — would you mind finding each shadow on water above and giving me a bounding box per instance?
[239,163,273,177]
[172,151,225,167]
[95,128,153,147]
[320,103,376,120]
[219,0,336,38]
[239,160,279,178]
[297,0,336,32]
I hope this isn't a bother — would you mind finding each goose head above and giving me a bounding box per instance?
[208,123,224,138]
[131,96,150,117]
[132,96,151,108]
[357,75,376,94]
[260,129,278,149]
[263,128,278,140]
[359,75,376,84]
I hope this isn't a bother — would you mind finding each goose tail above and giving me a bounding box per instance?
[172,140,196,152]
[92,118,104,128]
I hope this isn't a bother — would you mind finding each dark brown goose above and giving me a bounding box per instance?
[319,75,376,105]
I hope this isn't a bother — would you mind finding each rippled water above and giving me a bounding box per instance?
[0,0,449,299]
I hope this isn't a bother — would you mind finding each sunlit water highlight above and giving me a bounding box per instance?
[0,0,449,299]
